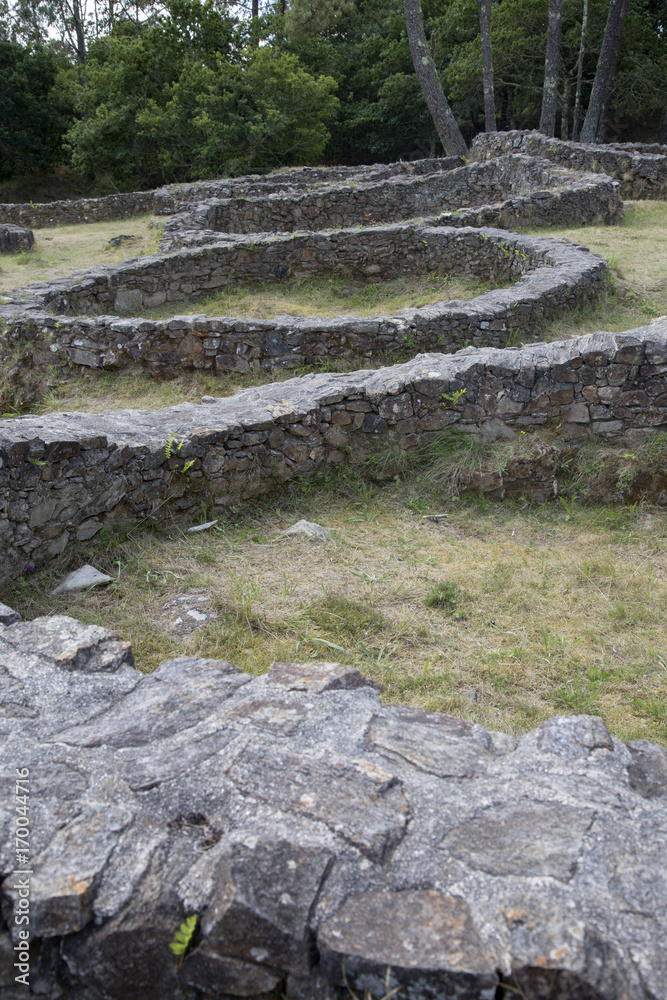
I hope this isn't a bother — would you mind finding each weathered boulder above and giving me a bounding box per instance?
[0,613,665,998]
[0,225,33,254]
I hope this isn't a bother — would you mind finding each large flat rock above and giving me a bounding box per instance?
[0,614,665,998]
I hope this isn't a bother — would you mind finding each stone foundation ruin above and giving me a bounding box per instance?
[1,226,608,380]
[159,154,621,249]
[0,143,666,1000]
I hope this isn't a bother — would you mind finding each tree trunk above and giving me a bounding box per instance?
[659,105,667,144]
[403,0,468,155]
[71,0,86,84]
[538,0,563,136]
[561,75,570,140]
[251,0,259,44]
[477,0,496,131]
[579,0,626,143]
[596,0,628,142]
[571,0,588,141]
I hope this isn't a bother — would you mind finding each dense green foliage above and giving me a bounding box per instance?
[1,0,665,191]
[0,38,73,181]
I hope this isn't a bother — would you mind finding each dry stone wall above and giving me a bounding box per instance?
[159,155,622,249]
[1,322,665,582]
[0,615,665,1000]
[472,130,667,199]
[0,157,461,229]
[0,226,608,379]
[0,191,156,230]
[152,155,463,214]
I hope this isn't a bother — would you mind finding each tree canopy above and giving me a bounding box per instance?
[1,0,665,193]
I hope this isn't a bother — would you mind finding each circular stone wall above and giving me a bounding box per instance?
[1,225,607,377]
[160,154,622,249]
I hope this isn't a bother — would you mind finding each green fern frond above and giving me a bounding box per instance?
[169,914,197,966]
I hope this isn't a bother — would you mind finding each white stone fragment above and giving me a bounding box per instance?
[51,565,114,595]
[188,519,219,532]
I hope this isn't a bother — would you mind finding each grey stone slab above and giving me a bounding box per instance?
[51,564,114,594]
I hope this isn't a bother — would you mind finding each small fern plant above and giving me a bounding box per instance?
[169,914,197,966]
[441,387,466,408]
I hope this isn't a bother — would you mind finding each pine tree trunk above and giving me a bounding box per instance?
[571,0,588,141]
[251,0,259,44]
[580,0,626,143]
[403,0,468,155]
[539,0,563,136]
[596,0,628,142]
[477,0,496,131]
[561,75,570,140]
[659,106,667,144]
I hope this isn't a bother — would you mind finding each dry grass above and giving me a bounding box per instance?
[4,470,665,748]
[142,272,505,321]
[26,367,307,417]
[0,214,160,295]
[525,200,667,341]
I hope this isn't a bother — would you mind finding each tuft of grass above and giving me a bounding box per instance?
[300,593,386,641]
[424,580,473,612]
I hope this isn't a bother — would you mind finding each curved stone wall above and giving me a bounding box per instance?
[1,322,665,582]
[0,226,607,378]
[0,156,462,229]
[472,130,667,199]
[160,154,622,249]
[0,613,665,1000]
[152,155,463,213]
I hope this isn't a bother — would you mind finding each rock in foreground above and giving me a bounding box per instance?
[0,224,34,254]
[0,614,665,999]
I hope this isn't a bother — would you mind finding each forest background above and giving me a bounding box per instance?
[1,0,666,198]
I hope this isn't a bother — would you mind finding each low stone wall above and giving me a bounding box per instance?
[0,614,665,1000]
[0,226,608,379]
[0,157,462,229]
[472,130,667,199]
[0,191,156,229]
[160,155,622,248]
[152,155,463,214]
[1,322,665,581]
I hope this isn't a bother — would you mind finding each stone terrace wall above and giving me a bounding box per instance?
[1,617,665,1000]
[152,156,463,213]
[0,227,607,377]
[0,157,462,229]
[1,323,665,581]
[472,130,667,199]
[160,155,622,248]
